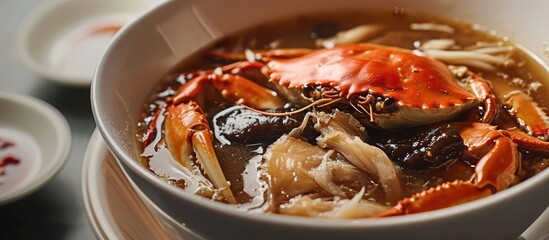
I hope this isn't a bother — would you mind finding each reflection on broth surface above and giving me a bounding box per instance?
[137,10,549,218]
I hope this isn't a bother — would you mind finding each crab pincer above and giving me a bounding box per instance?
[493,82,549,140]
[462,71,497,124]
[160,63,286,203]
[164,101,236,203]
[377,122,520,216]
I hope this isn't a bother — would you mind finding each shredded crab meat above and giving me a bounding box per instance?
[315,24,385,48]
[418,39,456,50]
[307,150,372,197]
[262,135,326,203]
[422,49,511,70]
[290,110,402,201]
[262,135,377,210]
[279,188,389,218]
[315,111,402,201]
[318,24,514,71]
[410,22,455,33]
[421,42,515,71]
[469,46,514,54]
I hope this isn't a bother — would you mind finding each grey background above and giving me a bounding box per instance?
[0,0,96,239]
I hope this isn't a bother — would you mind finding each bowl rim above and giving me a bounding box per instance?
[92,0,549,230]
[0,92,71,205]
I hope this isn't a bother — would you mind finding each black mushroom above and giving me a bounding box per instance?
[371,124,465,170]
[213,106,317,145]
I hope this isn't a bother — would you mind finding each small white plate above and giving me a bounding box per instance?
[82,130,198,239]
[16,0,161,87]
[0,92,71,205]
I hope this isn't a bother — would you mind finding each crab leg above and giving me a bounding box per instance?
[464,72,497,123]
[165,101,237,204]
[377,122,518,216]
[503,91,549,139]
[312,111,403,202]
[486,74,549,140]
[503,130,549,153]
[172,65,284,109]
[376,181,492,216]
[449,123,516,195]
[143,108,163,147]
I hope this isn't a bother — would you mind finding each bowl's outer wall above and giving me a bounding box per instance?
[93,0,549,239]
[125,163,548,240]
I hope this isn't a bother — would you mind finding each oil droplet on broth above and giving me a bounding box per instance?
[48,16,127,80]
[0,128,41,194]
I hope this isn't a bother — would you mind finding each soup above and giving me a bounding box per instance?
[137,10,549,218]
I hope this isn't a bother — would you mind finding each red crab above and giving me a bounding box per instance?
[145,43,549,212]
[377,122,549,216]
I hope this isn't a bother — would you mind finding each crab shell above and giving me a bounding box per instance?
[263,44,479,128]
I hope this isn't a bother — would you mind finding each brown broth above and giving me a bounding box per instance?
[137,10,549,212]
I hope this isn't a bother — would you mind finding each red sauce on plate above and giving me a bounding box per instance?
[0,138,20,176]
[0,130,40,194]
[49,20,125,79]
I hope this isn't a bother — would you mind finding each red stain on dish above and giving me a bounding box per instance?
[0,138,20,177]
[87,24,123,36]
[49,22,125,78]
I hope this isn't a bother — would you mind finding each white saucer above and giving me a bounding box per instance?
[82,130,201,239]
[82,130,173,239]
[16,0,162,86]
[82,130,549,239]
[0,92,71,205]
[521,206,549,239]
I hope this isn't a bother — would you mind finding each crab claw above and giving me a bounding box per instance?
[500,90,549,140]
[165,101,237,204]
[463,71,497,124]
[456,123,518,191]
[377,122,518,216]
[504,129,549,154]
[172,65,285,110]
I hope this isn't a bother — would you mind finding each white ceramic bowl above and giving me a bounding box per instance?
[16,0,161,86]
[0,92,71,205]
[92,0,549,239]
